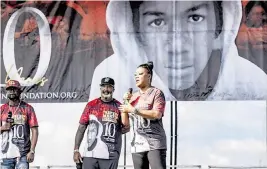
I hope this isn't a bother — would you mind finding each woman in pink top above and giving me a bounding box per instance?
[119,61,167,169]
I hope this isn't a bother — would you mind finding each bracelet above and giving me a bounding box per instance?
[74,149,79,153]
[30,150,35,154]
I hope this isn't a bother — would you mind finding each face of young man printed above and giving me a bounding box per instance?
[137,1,218,90]
[87,122,98,148]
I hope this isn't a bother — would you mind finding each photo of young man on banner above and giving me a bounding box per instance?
[90,0,267,101]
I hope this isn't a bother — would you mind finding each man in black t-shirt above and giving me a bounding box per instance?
[73,77,130,169]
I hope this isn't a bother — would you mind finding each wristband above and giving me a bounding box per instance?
[74,149,79,153]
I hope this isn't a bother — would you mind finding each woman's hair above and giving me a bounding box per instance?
[138,61,154,82]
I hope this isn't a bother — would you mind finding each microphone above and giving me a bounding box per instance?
[123,88,133,104]
[6,112,14,123]
[128,88,133,95]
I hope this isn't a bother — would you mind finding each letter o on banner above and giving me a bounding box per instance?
[3,7,51,86]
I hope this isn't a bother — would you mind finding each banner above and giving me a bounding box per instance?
[1,0,267,103]
[1,1,112,103]
[1,1,267,167]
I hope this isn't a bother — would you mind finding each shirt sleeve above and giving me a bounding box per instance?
[153,90,166,116]
[79,103,90,125]
[28,106,39,128]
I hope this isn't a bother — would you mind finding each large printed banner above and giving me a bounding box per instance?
[1,0,267,103]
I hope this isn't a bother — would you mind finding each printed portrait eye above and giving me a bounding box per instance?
[188,15,204,23]
[149,18,166,27]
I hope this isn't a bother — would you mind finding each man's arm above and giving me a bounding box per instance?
[74,124,87,150]
[73,101,90,163]
[73,124,87,163]
[25,105,39,163]
[74,102,90,150]
[27,106,39,152]
[30,127,38,152]
[26,127,38,163]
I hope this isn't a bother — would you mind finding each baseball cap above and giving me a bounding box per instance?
[6,80,21,90]
[100,77,115,87]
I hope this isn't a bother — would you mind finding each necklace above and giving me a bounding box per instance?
[8,100,22,115]
[7,100,22,146]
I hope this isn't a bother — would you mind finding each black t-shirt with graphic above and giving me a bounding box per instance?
[0,101,38,158]
[79,98,124,159]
